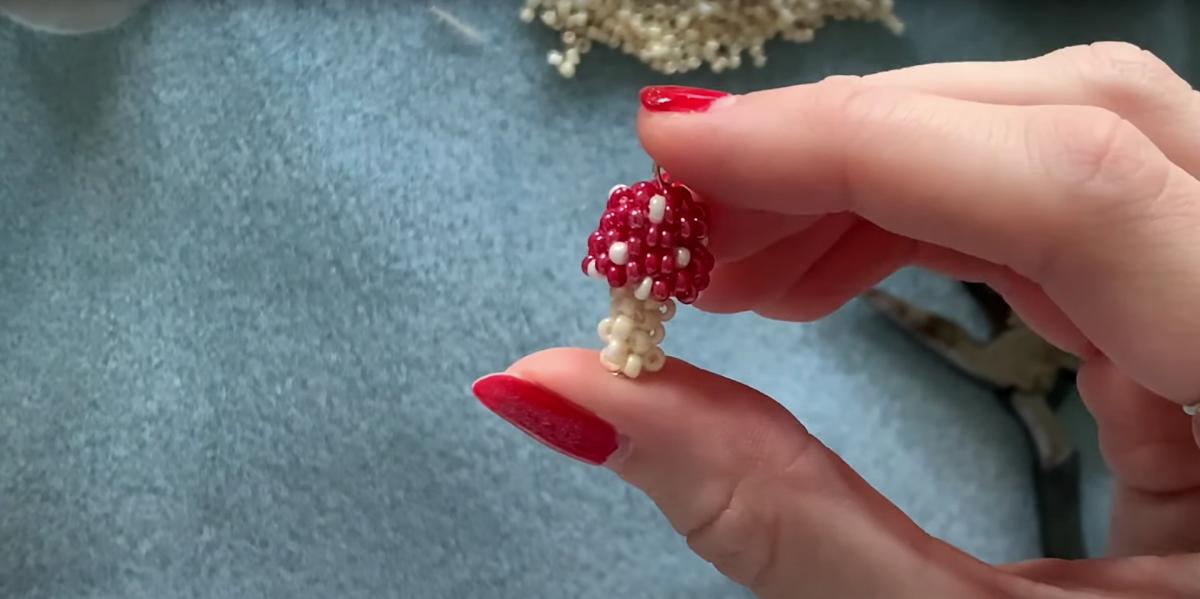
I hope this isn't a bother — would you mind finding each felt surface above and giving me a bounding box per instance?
[0,1,1194,597]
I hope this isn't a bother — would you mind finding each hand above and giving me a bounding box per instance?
[473,43,1200,598]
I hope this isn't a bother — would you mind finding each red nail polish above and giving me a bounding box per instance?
[472,374,619,465]
[640,85,729,113]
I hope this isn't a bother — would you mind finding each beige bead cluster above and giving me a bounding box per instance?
[519,0,903,77]
[596,286,674,378]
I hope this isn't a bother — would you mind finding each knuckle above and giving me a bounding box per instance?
[1027,105,1176,279]
[685,480,769,588]
[1030,105,1169,201]
[817,75,907,133]
[1056,42,1192,112]
[811,75,912,205]
[685,428,817,591]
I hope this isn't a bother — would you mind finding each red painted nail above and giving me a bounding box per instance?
[472,374,620,465]
[640,85,729,113]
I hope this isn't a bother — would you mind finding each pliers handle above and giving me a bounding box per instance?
[862,282,1085,559]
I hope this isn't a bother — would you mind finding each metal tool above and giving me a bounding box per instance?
[862,282,1085,559]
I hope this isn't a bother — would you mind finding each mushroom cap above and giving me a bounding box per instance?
[582,176,714,304]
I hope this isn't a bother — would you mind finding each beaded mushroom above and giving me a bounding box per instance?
[582,168,714,378]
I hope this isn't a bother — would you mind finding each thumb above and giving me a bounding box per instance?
[473,348,1007,598]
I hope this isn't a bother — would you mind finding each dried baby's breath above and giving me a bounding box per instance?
[520,0,903,77]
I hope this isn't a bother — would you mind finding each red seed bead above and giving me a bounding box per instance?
[587,231,605,255]
[690,217,708,240]
[659,251,675,274]
[607,186,633,209]
[606,267,627,288]
[662,204,677,225]
[651,279,673,301]
[643,252,660,275]
[627,236,644,258]
[600,211,621,231]
[691,245,714,272]
[596,254,612,273]
[675,276,697,304]
[626,261,642,281]
[604,229,624,246]
[628,208,646,229]
[677,218,692,239]
[632,181,657,202]
[645,225,660,247]
[693,271,710,291]
[659,228,674,248]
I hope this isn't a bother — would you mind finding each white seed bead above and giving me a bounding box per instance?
[674,247,691,268]
[648,194,666,224]
[607,241,629,266]
[547,50,565,65]
[601,339,629,366]
[519,7,536,22]
[597,317,612,341]
[1185,403,1199,416]
[611,315,635,340]
[634,276,653,300]
[586,258,603,279]
[622,354,644,378]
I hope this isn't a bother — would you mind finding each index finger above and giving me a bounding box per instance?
[637,79,1200,403]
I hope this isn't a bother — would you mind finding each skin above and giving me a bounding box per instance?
[503,43,1200,597]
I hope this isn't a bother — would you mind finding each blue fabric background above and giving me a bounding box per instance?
[1,1,1195,597]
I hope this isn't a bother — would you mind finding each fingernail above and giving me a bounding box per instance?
[640,85,729,113]
[472,373,620,466]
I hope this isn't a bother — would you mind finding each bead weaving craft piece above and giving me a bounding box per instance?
[582,167,714,378]
[519,0,903,78]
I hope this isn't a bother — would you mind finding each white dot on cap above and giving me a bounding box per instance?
[608,241,629,266]
[675,247,691,268]
[648,195,666,224]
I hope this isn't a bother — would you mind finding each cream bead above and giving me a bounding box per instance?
[611,315,635,340]
[597,317,612,341]
[634,276,654,301]
[674,247,691,268]
[648,194,666,224]
[522,0,901,77]
[648,322,665,343]
[622,354,644,378]
[601,339,629,366]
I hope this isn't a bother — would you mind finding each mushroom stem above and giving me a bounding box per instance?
[596,286,674,378]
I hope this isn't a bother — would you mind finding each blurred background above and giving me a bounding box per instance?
[0,2,1195,598]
